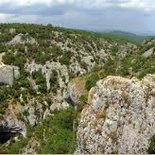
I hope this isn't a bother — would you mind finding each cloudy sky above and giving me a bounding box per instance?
[0,0,155,34]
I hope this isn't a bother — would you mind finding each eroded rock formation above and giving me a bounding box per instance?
[77,75,155,154]
[0,64,20,86]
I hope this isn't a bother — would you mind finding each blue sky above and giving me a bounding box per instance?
[0,0,154,34]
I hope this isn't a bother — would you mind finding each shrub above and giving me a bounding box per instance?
[148,134,155,154]
[85,73,100,91]
[59,51,72,66]
[32,70,47,93]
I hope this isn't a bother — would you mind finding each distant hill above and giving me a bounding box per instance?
[101,30,150,44]
[47,27,150,44]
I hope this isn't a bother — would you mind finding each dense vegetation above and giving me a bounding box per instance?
[0,108,75,154]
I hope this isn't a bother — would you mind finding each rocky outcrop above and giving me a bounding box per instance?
[9,28,16,34]
[7,34,37,45]
[1,101,26,138]
[0,64,20,86]
[64,77,87,105]
[0,125,22,144]
[25,60,69,91]
[143,47,155,58]
[0,53,5,62]
[77,75,155,154]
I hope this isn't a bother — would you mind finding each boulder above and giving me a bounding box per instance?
[142,47,155,58]
[7,34,37,45]
[77,75,155,154]
[1,101,26,139]
[9,28,16,34]
[64,77,87,105]
[0,64,20,86]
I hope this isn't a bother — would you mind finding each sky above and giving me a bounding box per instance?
[0,0,155,34]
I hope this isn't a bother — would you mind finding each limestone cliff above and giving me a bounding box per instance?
[77,75,155,154]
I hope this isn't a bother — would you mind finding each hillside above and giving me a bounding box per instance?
[101,31,149,44]
[0,23,155,154]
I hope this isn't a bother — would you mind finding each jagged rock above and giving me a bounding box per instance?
[7,33,37,45]
[27,76,38,91]
[1,101,26,138]
[0,125,22,144]
[77,75,155,154]
[50,103,62,111]
[9,28,16,34]
[43,108,52,119]
[0,64,20,86]
[98,49,108,60]
[50,102,69,111]
[0,53,5,62]
[7,34,24,45]
[82,56,95,71]
[24,98,44,127]
[25,60,69,91]
[27,107,37,127]
[143,47,155,58]
[70,60,87,75]
[64,77,87,105]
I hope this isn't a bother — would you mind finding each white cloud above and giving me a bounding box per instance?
[0,13,15,22]
[0,0,154,12]
[118,0,155,12]
[0,0,155,11]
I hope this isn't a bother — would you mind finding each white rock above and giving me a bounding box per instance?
[77,75,155,154]
[143,47,155,58]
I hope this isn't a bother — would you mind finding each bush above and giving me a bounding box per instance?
[32,70,47,93]
[59,51,72,66]
[148,134,155,154]
[85,73,100,91]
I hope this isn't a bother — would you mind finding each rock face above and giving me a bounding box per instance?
[1,101,26,138]
[77,75,155,154]
[64,77,87,105]
[0,64,20,85]
[7,34,37,45]
[25,60,69,91]
[143,47,155,58]
[0,125,22,144]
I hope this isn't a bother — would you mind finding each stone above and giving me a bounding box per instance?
[98,49,108,60]
[25,60,69,91]
[143,47,155,58]
[64,77,87,105]
[0,64,20,86]
[7,33,37,45]
[50,103,62,111]
[77,75,155,154]
[82,56,95,72]
[1,101,26,138]
[0,53,5,62]
[9,28,16,34]
[27,107,37,126]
